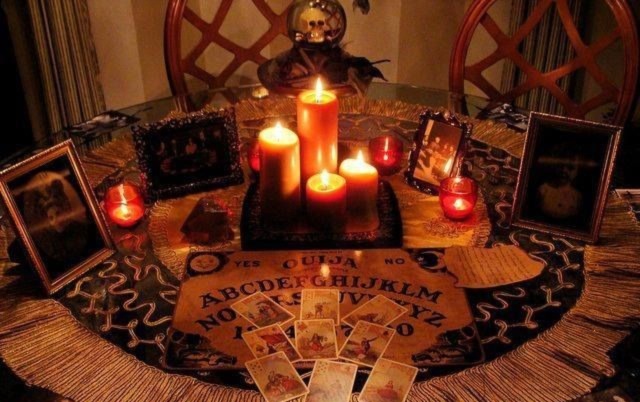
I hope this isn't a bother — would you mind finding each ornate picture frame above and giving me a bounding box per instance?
[132,107,244,200]
[0,140,115,295]
[405,110,473,194]
[511,112,622,243]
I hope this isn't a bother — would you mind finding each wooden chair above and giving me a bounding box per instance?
[164,0,291,97]
[450,0,639,126]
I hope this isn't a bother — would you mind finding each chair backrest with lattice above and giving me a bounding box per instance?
[450,0,639,126]
[164,0,292,96]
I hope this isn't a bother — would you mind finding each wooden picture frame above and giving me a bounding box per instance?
[0,140,115,295]
[511,112,622,243]
[132,107,244,200]
[405,110,472,194]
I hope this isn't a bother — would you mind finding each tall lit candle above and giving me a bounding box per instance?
[297,78,339,188]
[306,169,346,231]
[339,150,379,231]
[258,122,301,226]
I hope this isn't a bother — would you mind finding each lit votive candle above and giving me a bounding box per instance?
[105,182,145,228]
[297,78,338,187]
[439,176,478,220]
[259,122,301,227]
[339,150,379,231]
[306,169,347,231]
[369,135,404,176]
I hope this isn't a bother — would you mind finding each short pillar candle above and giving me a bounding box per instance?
[306,169,347,231]
[258,122,301,226]
[297,78,339,187]
[339,150,379,231]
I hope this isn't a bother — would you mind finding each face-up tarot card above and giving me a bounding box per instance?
[242,324,302,362]
[294,319,338,361]
[231,292,294,328]
[338,321,395,367]
[359,358,418,402]
[341,295,408,327]
[300,289,340,324]
[306,360,358,402]
[245,352,308,402]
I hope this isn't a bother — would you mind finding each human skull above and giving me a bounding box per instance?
[299,7,328,43]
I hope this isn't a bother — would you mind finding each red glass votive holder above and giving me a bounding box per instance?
[368,135,404,176]
[247,138,261,174]
[104,182,145,228]
[439,176,478,220]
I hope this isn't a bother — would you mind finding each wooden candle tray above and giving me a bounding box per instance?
[240,180,403,250]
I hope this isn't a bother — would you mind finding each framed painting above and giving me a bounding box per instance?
[0,140,115,294]
[405,110,472,194]
[133,108,244,200]
[511,112,622,243]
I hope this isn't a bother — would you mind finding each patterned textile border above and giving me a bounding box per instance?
[0,98,638,402]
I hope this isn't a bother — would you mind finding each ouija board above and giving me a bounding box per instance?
[163,249,484,371]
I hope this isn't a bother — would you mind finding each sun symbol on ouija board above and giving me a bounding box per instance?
[189,254,221,274]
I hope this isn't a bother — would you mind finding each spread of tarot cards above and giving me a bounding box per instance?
[162,249,484,396]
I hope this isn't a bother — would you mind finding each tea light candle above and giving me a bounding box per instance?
[105,183,145,228]
[297,78,338,187]
[339,150,379,230]
[369,135,403,176]
[306,169,346,231]
[259,122,301,226]
[439,176,478,220]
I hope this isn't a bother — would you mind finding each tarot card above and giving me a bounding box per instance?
[300,289,340,323]
[359,358,418,402]
[294,319,338,360]
[306,360,358,402]
[245,352,308,402]
[338,321,395,367]
[341,295,408,327]
[242,324,302,362]
[231,292,294,328]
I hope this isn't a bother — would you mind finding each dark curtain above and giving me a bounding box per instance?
[500,0,584,115]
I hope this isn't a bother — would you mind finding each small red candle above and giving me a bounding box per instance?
[439,176,478,220]
[105,182,145,228]
[369,135,403,176]
[247,138,261,174]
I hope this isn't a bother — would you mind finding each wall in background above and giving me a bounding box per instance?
[89,0,637,122]
[89,1,435,110]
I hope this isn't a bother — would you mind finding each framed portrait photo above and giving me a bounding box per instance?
[512,112,622,243]
[405,110,472,194]
[133,107,244,200]
[0,140,115,295]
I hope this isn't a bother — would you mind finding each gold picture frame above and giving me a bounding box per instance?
[0,140,115,294]
[511,112,622,244]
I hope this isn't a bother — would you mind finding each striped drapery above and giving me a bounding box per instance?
[500,0,584,115]
[27,0,104,133]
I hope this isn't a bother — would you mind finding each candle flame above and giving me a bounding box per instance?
[454,198,465,210]
[357,150,365,163]
[384,137,389,152]
[315,78,323,103]
[320,169,329,190]
[118,184,126,201]
[275,121,283,142]
[118,204,133,219]
[444,158,453,173]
